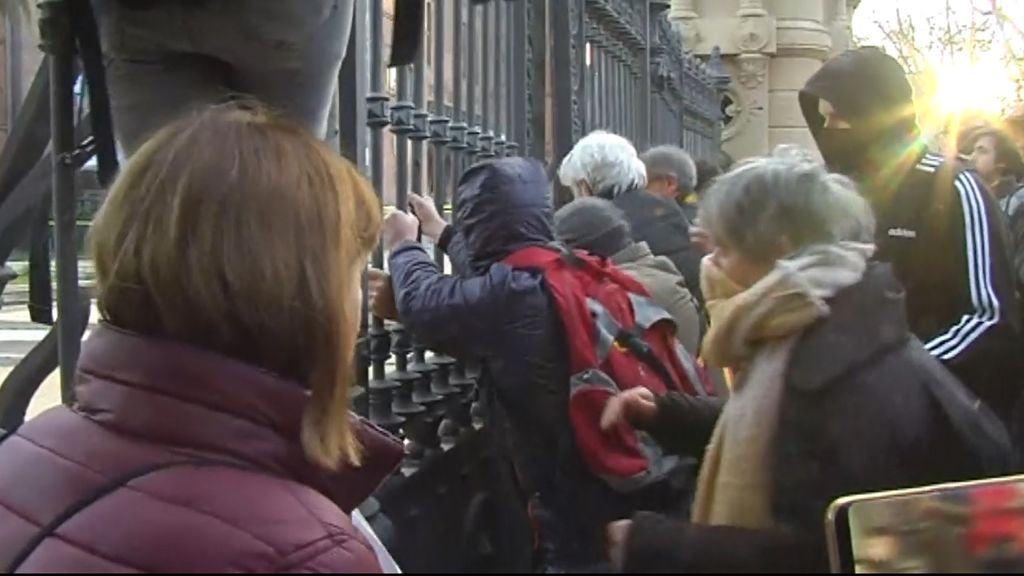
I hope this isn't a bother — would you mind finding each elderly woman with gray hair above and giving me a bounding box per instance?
[601,156,1007,572]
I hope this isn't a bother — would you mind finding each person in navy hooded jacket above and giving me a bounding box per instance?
[370,157,683,571]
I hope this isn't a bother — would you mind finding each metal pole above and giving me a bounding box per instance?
[426,0,457,453]
[366,0,402,431]
[38,0,79,400]
[611,49,618,132]
[505,0,519,155]
[479,0,494,158]
[601,47,611,129]
[639,0,651,150]
[431,0,449,265]
[589,44,596,130]
[466,2,480,160]
[412,18,427,202]
[624,59,631,139]
[394,69,410,210]
[339,0,368,170]
[449,0,468,179]
[6,6,23,125]
[445,0,477,415]
[494,0,505,156]
[526,0,546,160]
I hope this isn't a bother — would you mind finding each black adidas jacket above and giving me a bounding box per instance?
[801,47,1022,423]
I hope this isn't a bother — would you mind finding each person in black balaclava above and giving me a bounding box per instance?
[800,47,1022,427]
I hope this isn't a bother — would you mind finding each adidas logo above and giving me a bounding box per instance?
[888,227,917,239]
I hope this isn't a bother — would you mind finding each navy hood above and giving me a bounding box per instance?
[800,47,919,145]
[454,157,554,272]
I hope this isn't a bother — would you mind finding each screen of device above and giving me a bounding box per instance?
[827,475,1024,573]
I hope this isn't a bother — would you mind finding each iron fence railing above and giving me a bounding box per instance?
[0,0,727,571]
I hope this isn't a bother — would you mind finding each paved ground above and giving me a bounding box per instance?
[0,280,99,421]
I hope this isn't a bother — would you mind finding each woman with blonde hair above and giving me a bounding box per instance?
[0,103,401,572]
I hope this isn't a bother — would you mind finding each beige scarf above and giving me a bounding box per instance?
[691,242,874,529]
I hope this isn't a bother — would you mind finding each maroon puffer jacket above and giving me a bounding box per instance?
[0,325,402,573]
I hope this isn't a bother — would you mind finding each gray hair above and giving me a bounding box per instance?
[557,131,647,198]
[640,145,697,192]
[771,144,821,165]
[700,155,875,262]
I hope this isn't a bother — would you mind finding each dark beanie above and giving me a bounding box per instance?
[553,197,633,258]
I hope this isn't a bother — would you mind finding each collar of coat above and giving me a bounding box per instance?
[785,262,911,392]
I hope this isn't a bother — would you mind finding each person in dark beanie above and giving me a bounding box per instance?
[554,197,703,355]
[800,46,1023,426]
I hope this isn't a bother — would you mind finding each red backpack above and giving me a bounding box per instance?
[504,244,714,493]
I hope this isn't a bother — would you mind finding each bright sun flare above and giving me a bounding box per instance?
[930,59,1014,117]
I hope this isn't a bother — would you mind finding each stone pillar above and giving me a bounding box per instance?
[668,0,851,160]
[668,0,699,52]
[829,0,852,55]
[769,0,831,152]
[728,0,772,159]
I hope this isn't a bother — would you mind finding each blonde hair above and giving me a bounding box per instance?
[90,102,380,469]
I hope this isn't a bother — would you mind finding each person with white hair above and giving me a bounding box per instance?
[601,156,1010,572]
[558,131,697,294]
[557,131,648,199]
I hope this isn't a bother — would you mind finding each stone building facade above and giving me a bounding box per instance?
[670,0,860,160]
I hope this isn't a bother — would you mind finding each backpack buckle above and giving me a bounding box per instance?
[547,241,588,268]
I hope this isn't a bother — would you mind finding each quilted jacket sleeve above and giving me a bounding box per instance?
[388,241,519,358]
[279,532,382,573]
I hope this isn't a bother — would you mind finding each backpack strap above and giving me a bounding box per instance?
[7,458,252,572]
[588,298,681,392]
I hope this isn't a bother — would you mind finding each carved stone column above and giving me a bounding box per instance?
[830,0,852,55]
[769,0,831,152]
[668,0,699,52]
[667,0,852,159]
[728,0,772,158]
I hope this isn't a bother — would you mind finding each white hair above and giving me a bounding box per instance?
[557,131,647,198]
[771,144,821,165]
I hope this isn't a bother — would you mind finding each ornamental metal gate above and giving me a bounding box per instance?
[0,0,725,572]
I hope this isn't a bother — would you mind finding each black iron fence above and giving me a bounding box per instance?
[340,0,725,570]
[0,0,725,571]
